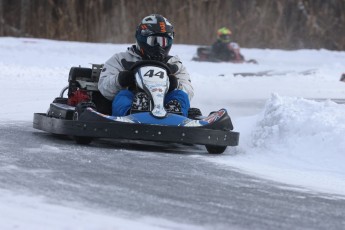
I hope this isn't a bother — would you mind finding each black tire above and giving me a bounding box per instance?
[52,134,70,140]
[340,73,345,82]
[205,145,227,154]
[74,136,93,145]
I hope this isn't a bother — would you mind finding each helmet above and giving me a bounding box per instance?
[217,27,232,43]
[135,14,174,61]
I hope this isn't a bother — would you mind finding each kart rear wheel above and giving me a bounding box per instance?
[205,145,227,154]
[74,136,93,145]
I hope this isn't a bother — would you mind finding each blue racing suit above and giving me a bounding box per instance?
[112,89,190,117]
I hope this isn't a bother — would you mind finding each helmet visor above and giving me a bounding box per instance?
[145,35,173,48]
[219,34,231,42]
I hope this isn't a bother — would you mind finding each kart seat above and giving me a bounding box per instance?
[68,64,103,90]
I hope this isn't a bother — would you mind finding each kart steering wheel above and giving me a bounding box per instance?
[130,60,172,75]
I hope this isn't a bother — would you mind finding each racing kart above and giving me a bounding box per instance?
[33,60,239,154]
[192,43,258,64]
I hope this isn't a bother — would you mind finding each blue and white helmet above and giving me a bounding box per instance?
[135,14,174,61]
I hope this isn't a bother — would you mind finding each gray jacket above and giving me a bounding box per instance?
[98,46,194,101]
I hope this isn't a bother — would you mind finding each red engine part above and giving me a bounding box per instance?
[67,89,90,106]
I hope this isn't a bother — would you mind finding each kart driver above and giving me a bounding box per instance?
[98,14,194,117]
[211,27,245,63]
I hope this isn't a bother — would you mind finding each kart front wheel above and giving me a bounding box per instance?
[74,136,93,145]
[205,145,227,154]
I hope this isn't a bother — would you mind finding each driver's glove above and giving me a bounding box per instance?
[166,63,179,92]
[118,70,135,88]
[167,63,179,74]
[168,74,179,92]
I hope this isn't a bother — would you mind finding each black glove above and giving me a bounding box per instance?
[167,63,179,74]
[168,74,179,92]
[118,70,135,88]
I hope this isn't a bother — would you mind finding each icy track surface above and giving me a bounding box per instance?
[1,37,345,229]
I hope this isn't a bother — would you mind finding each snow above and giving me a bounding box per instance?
[209,95,345,196]
[0,190,200,230]
[1,37,345,228]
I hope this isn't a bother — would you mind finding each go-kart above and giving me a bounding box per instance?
[192,43,258,64]
[33,60,239,154]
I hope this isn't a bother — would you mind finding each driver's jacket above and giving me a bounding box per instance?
[98,45,194,102]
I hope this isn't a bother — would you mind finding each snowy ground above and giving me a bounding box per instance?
[1,37,345,229]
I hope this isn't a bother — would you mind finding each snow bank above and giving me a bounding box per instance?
[212,94,345,196]
[252,94,345,154]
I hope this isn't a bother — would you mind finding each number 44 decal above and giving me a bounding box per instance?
[144,69,165,79]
